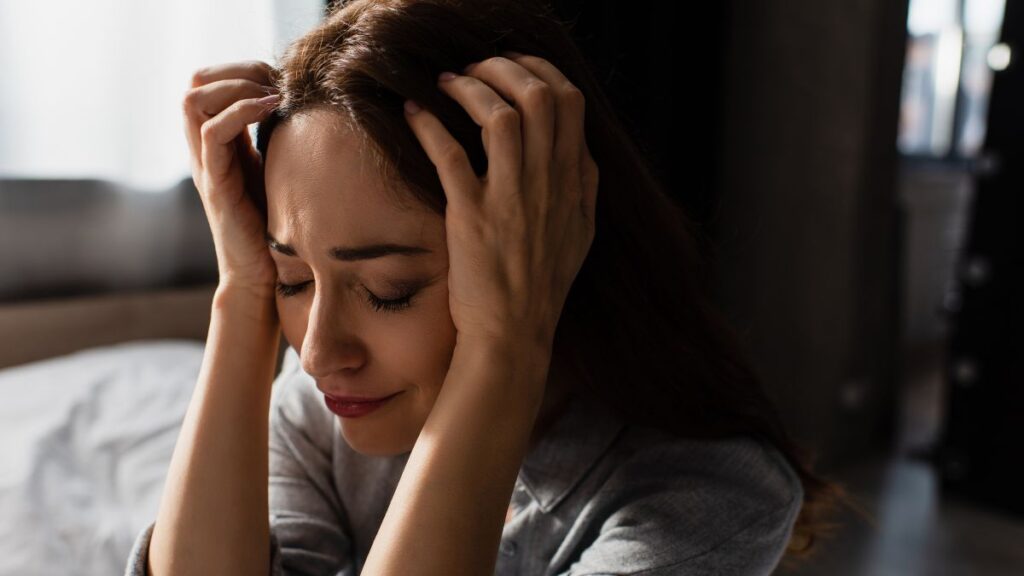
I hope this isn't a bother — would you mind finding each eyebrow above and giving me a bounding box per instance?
[265,232,432,261]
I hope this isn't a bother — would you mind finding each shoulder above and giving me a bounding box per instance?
[609,428,804,516]
[569,428,804,575]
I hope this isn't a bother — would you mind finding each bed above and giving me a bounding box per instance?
[0,283,290,575]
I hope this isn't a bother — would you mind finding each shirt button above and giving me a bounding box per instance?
[500,540,518,556]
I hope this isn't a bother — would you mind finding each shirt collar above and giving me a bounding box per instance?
[516,389,626,514]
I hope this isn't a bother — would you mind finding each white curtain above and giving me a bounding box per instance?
[0,0,324,192]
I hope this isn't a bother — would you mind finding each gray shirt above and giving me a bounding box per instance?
[125,346,804,575]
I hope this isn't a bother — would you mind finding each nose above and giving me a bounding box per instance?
[299,285,365,378]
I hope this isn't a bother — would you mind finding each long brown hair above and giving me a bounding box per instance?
[254,0,855,564]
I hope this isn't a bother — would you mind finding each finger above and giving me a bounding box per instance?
[190,60,276,89]
[459,56,554,196]
[500,51,585,176]
[403,100,482,212]
[436,72,522,198]
[200,94,280,184]
[500,52,589,232]
[183,78,279,169]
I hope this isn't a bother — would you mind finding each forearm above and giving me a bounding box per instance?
[362,335,551,575]
[148,286,281,576]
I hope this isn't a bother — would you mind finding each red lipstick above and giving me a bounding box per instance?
[323,391,402,418]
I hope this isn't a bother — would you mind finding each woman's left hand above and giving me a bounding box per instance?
[403,51,599,356]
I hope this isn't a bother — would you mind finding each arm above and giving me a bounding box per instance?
[360,335,551,575]
[147,285,280,576]
[125,343,354,576]
[385,50,596,575]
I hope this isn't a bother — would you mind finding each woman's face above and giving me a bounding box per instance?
[263,108,456,457]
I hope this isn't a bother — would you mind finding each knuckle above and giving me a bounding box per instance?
[489,105,520,133]
[190,67,209,88]
[235,100,260,122]
[181,88,201,113]
[522,80,553,109]
[233,97,254,112]
[248,60,271,77]
[199,119,218,143]
[562,84,585,107]
[439,141,467,166]
[483,55,509,68]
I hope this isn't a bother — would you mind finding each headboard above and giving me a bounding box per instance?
[0,282,290,375]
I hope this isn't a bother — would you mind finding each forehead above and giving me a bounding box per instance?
[263,109,435,247]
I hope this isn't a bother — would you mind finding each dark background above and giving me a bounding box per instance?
[550,0,908,471]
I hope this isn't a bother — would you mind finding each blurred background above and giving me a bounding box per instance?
[1,0,1022,574]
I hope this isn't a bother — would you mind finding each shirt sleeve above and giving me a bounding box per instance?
[122,519,286,576]
[554,435,804,576]
[122,350,356,576]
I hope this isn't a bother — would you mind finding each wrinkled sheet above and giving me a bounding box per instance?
[0,339,204,576]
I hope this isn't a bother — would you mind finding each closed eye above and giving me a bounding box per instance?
[275,280,417,313]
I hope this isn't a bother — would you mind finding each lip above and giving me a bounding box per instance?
[323,391,400,403]
[323,390,402,418]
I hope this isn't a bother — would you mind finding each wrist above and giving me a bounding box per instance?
[453,333,553,399]
[213,283,279,326]
[216,277,277,301]
[455,326,553,360]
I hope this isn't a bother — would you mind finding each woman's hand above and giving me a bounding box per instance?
[182,60,282,298]
[403,51,599,355]
[365,54,599,573]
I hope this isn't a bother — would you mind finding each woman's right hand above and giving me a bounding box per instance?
[182,60,282,298]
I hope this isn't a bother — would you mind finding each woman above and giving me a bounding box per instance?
[127,0,847,574]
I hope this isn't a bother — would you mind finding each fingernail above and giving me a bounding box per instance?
[404,99,421,115]
[257,94,280,105]
[439,71,458,82]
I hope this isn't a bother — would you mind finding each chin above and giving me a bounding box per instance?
[338,420,415,457]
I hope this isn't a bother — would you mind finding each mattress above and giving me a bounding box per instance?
[0,339,205,576]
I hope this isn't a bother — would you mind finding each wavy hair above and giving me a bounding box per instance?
[253,0,857,564]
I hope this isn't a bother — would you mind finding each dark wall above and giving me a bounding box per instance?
[554,0,908,469]
[713,1,907,469]
[551,1,724,227]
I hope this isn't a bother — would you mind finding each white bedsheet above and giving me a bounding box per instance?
[0,339,205,576]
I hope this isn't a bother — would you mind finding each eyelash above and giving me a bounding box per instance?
[274,280,416,313]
